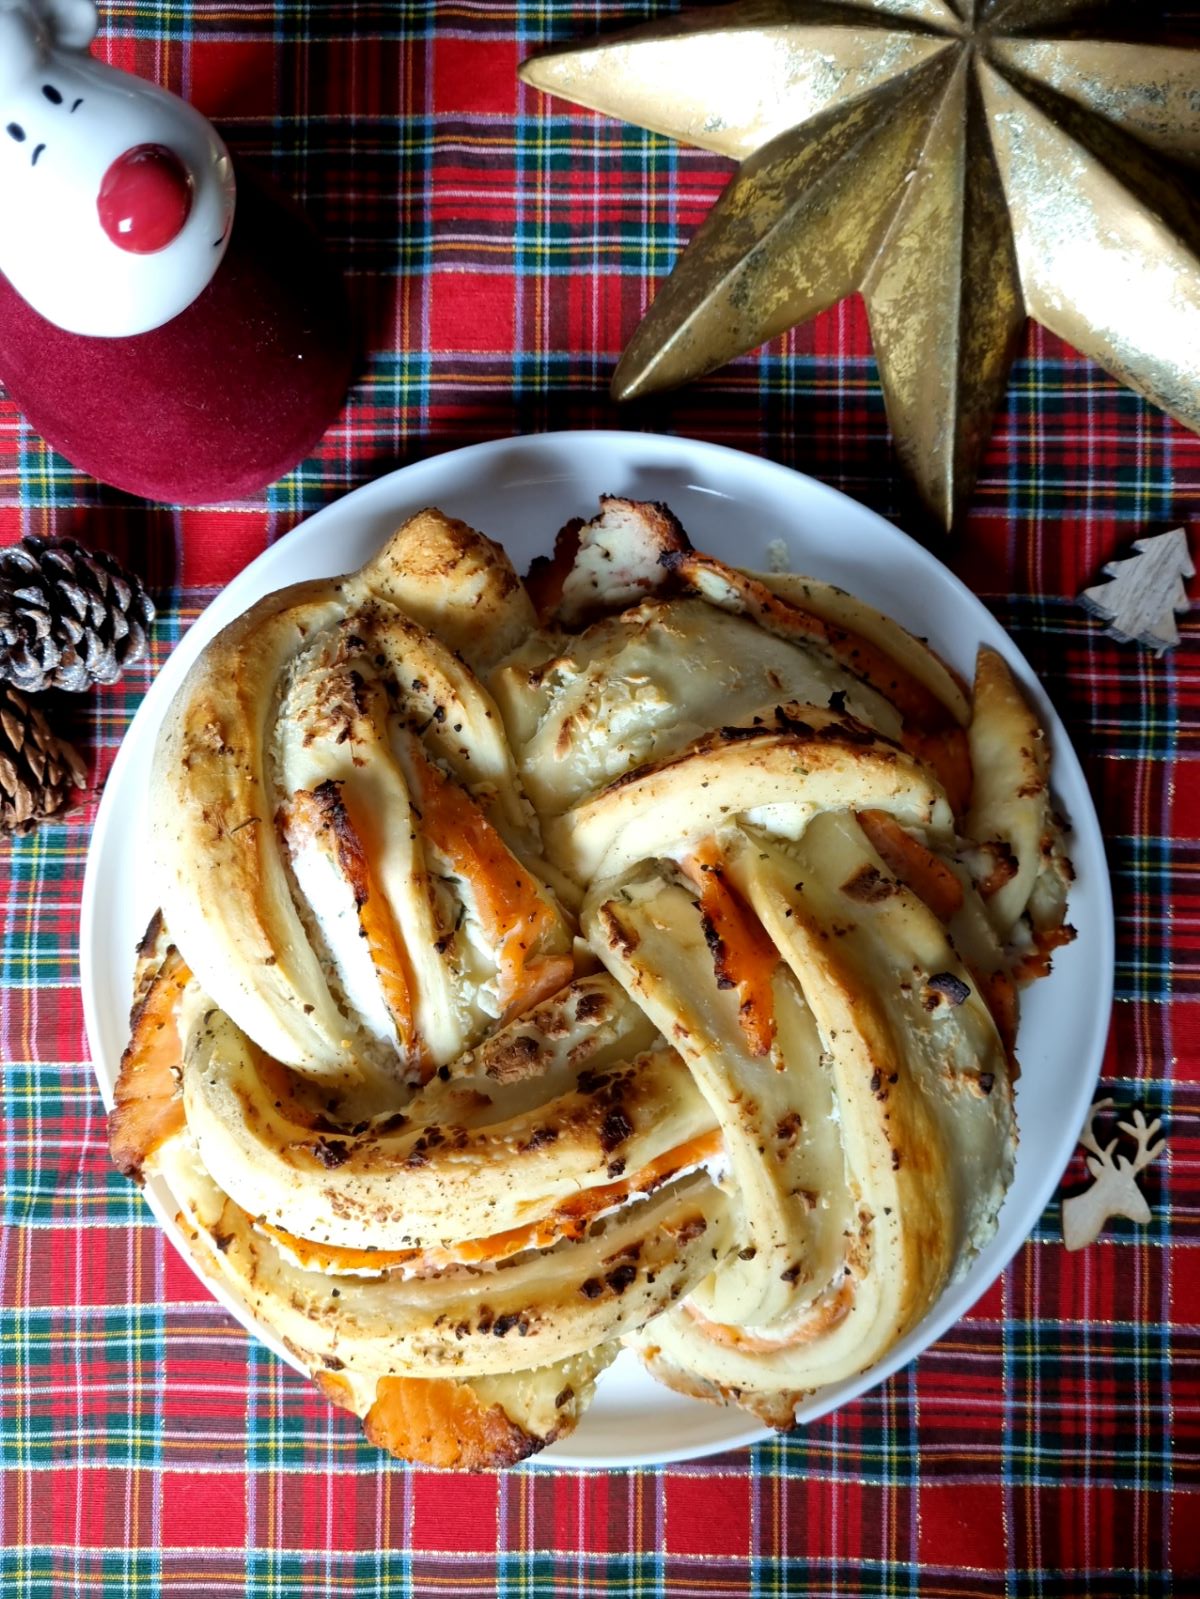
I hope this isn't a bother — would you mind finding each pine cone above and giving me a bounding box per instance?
[0,685,87,835]
[0,536,155,694]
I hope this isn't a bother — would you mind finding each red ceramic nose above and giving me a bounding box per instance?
[97,145,194,254]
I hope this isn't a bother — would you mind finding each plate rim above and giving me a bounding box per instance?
[80,429,1114,1470]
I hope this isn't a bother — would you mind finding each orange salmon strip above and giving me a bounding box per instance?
[679,556,959,731]
[856,809,965,925]
[259,1221,417,1274]
[900,725,973,818]
[971,964,1019,1058]
[680,841,778,1057]
[407,743,571,1020]
[363,1374,535,1469]
[1015,923,1076,984]
[686,1276,855,1353]
[258,1128,723,1275]
[285,784,427,1075]
[448,1127,724,1264]
[110,949,191,1180]
[857,810,1021,1053]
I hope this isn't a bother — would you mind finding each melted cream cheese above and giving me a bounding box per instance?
[286,830,398,1053]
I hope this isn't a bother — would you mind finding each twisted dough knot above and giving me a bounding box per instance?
[110,499,1072,1466]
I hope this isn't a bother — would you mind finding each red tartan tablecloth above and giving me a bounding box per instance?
[1,4,1197,1595]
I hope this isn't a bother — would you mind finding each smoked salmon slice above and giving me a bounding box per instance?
[364,1375,539,1469]
[856,809,965,925]
[406,743,572,1021]
[109,947,191,1181]
[680,841,779,1057]
[258,1128,723,1275]
[284,783,428,1076]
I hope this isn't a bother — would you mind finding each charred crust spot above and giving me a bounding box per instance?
[978,841,1019,898]
[576,1068,611,1097]
[924,972,971,1009]
[780,1262,804,1284]
[698,909,736,990]
[600,1108,633,1153]
[892,1149,902,1171]
[979,1072,995,1095]
[828,690,848,713]
[775,1112,803,1146]
[322,1354,345,1371]
[312,1139,351,1169]
[554,1385,574,1409]
[525,518,584,621]
[606,1157,626,1179]
[492,1312,528,1338]
[211,1229,233,1254]
[717,723,770,743]
[522,1125,559,1153]
[670,1214,708,1246]
[580,1277,604,1300]
[574,990,608,1024]
[773,705,816,739]
[597,903,639,955]
[605,1263,637,1295]
[348,670,370,715]
[653,516,696,574]
[300,781,372,910]
[738,1245,757,1261]
[398,1128,444,1174]
[484,1033,543,1085]
[869,1071,882,1096]
[135,909,166,962]
[842,864,898,904]
[819,717,877,747]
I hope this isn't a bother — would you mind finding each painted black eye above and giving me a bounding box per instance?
[7,124,26,142]
[42,85,63,105]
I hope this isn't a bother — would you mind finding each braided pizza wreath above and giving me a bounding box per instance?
[109,499,1074,1467]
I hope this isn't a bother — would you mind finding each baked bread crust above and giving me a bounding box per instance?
[112,496,1072,1462]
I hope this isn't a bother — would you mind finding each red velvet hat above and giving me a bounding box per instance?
[0,0,352,504]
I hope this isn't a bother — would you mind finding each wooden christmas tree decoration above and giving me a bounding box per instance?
[1062,1100,1165,1253]
[1079,528,1193,655]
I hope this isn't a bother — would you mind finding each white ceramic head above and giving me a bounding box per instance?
[0,0,236,336]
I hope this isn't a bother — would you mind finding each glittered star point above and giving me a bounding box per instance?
[520,0,1200,529]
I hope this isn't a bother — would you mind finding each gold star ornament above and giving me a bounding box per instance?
[520,2,1200,529]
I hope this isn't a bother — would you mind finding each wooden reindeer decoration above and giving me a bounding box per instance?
[1062,1099,1165,1252]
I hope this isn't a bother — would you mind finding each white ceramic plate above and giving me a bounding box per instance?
[81,431,1113,1469]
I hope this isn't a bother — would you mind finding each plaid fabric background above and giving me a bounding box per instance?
[1,2,1197,1594]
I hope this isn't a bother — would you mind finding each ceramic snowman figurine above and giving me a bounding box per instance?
[0,0,352,503]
